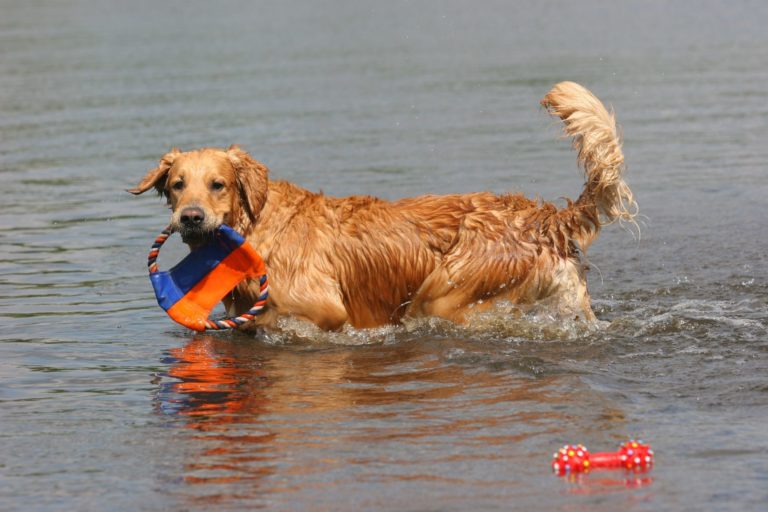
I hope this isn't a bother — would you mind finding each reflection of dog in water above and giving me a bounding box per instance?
[132,82,636,331]
[157,336,467,426]
[156,337,645,498]
[157,336,561,426]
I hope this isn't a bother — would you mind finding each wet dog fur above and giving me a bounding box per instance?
[130,82,636,331]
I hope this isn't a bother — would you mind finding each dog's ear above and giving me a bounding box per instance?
[127,148,181,196]
[227,145,269,224]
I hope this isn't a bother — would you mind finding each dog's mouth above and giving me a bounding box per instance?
[177,225,217,246]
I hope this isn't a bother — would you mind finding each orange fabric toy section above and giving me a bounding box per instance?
[166,241,267,331]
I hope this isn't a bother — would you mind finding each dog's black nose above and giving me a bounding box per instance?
[180,207,205,227]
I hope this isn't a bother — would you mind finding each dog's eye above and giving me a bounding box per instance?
[171,181,184,191]
[211,181,225,191]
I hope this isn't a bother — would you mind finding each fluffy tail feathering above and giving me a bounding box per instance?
[541,81,637,242]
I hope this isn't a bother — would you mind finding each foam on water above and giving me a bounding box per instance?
[251,306,604,347]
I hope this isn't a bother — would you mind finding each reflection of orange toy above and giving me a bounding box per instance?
[552,440,654,475]
[161,337,276,494]
[165,338,261,428]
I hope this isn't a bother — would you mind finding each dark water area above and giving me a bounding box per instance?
[1,1,767,510]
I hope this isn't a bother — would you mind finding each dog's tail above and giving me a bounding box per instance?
[541,81,637,248]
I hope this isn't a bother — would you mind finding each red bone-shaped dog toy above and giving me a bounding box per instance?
[552,440,653,475]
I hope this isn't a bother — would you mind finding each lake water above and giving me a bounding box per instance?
[1,1,767,510]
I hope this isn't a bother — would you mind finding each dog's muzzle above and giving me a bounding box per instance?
[175,206,217,244]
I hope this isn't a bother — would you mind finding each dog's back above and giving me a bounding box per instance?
[281,82,636,328]
[405,82,637,324]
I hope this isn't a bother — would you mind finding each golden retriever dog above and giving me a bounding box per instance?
[130,82,636,331]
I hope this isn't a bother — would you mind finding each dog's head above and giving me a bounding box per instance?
[129,145,268,245]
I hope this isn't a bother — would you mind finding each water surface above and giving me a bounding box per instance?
[1,1,767,510]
